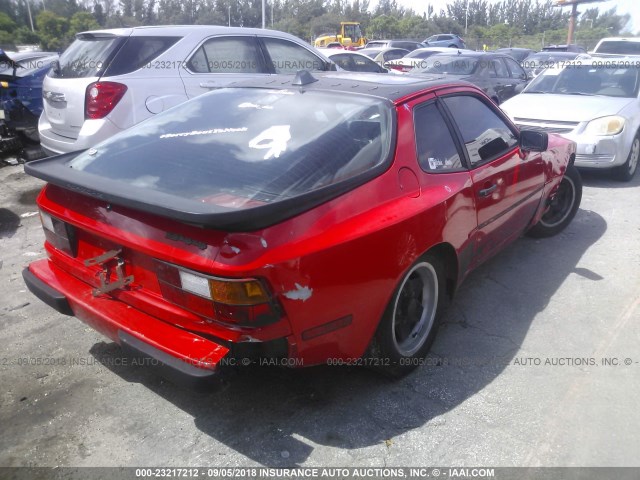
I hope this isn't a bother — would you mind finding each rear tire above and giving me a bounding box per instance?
[368,254,446,378]
[527,163,582,238]
[611,133,639,182]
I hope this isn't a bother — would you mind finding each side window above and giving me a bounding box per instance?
[187,37,262,74]
[491,58,509,78]
[262,37,326,73]
[331,54,355,71]
[352,55,382,73]
[414,102,463,172]
[504,57,527,79]
[384,50,406,62]
[443,95,518,167]
[104,36,181,76]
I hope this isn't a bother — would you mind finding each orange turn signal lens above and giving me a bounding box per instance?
[208,279,270,305]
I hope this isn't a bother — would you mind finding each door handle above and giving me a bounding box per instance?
[478,184,498,197]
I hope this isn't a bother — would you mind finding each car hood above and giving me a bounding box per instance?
[501,93,634,122]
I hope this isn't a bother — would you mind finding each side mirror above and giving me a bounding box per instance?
[519,130,548,152]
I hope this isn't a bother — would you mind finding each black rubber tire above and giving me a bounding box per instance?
[611,133,639,182]
[19,147,46,162]
[367,254,447,378]
[527,163,582,238]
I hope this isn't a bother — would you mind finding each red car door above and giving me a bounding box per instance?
[440,93,545,266]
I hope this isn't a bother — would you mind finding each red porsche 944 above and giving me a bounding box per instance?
[23,72,581,387]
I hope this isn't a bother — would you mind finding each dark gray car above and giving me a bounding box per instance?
[411,52,529,104]
[424,34,466,49]
[495,47,536,62]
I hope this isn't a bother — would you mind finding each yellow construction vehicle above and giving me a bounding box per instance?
[314,22,367,49]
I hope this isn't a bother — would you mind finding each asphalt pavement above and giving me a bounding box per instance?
[1,163,639,468]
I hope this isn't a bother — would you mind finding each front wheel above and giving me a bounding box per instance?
[367,254,446,377]
[611,133,639,182]
[527,163,582,238]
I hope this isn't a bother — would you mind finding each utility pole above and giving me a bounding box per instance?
[465,0,469,35]
[262,0,265,29]
[25,0,34,32]
[552,0,604,45]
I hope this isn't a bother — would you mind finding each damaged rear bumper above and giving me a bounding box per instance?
[23,259,230,390]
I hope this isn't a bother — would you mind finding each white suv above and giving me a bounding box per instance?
[39,25,333,155]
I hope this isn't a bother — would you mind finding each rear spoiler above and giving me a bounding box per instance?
[24,151,388,232]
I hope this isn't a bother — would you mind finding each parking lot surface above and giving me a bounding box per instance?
[1,164,639,467]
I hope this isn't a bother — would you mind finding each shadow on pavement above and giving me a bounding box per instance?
[578,168,640,190]
[0,209,20,238]
[92,207,607,466]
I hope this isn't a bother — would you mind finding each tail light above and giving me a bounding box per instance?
[40,210,77,257]
[85,82,127,119]
[156,262,281,327]
[387,64,405,72]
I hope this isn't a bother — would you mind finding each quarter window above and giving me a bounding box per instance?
[104,36,181,76]
[262,37,325,73]
[491,58,509,78]
[187,37,262,73]
[414,102,463,172]
[504,57,527,79]
[443,96,517,166]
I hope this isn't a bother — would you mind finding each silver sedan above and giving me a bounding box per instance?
[501,57,640,181]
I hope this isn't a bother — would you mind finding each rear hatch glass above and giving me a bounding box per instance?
[50,34,125,79]
[27,87,394,231]
[595,41,640,55]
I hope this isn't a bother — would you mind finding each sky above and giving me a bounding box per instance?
[393,0,640,34]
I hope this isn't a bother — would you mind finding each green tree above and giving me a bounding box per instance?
[0,11,16,32]
[93,1,106,26]
[14,26,42,44]
[368,14,400,38]
[36,10,69,50]
[69,11,100,36]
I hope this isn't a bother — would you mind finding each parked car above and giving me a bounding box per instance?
[358,47,410,66]
[411,52,530,104]
[424,34,466,49]
[24,71,580,387]
[363,40,425,51]
[495,47,537,62]
[385,47,460,73]
[324,50,389,73]
[38,26,334,156]
[520,51,581,77]
[592,37,640,56]
[542,44,586,53]
[0,50,58,156]
[501,58,640,181]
